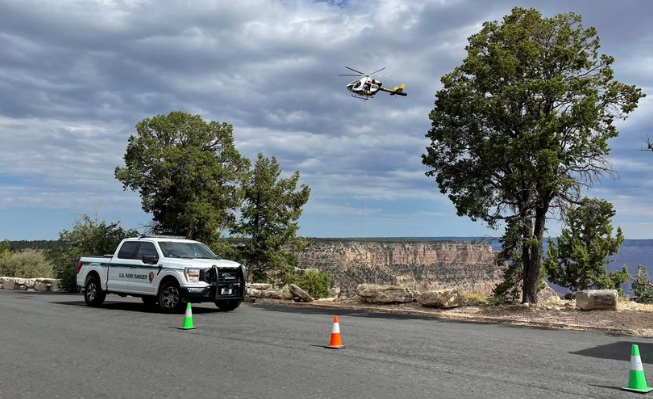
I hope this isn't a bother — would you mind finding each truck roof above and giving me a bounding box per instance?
[123,235,199,243]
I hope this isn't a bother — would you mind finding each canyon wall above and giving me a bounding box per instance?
[295,240,504,296]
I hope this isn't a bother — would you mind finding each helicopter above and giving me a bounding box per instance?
[339,66,407,100]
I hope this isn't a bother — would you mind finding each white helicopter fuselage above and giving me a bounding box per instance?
[346,76,382,98]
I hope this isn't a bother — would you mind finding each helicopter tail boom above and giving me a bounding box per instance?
[381,84,407,96]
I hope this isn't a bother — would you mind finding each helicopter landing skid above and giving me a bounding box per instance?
[351,94,370,101]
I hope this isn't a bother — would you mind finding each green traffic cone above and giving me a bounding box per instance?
[622,344,653,393]
[180,302,195,330]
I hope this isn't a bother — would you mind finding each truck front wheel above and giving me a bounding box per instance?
[84,276,106,307]
[158,280,183,313]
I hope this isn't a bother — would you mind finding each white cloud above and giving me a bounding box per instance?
[1,0,653,238]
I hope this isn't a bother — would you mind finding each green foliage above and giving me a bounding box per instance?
[632,265,653,303]
[0,249,54,278]
[237,153,310,282]
[422,7,644,303]
[53,214,138,292]
[0,239,11,255]
[115,111,249,246]
[285,270,332,299]
[544,198,627,293]
[493,218,526,302]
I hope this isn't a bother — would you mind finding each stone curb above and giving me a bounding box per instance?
[251,299,640,337]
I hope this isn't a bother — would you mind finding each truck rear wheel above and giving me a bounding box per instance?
[84,276,106,307]
[158,280,183,313]
[216,300,241,311]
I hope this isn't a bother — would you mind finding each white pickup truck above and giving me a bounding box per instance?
[76,235,246,312]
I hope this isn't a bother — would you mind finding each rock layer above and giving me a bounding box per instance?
[295,241,503,296]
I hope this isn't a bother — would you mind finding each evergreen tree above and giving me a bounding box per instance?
[544,198,628,293]
[237,153,310,282]
[422,8,644,303]
[115,112,249,246]
[632,265,653,303]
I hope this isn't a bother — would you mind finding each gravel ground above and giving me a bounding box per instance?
[253,298,653,337]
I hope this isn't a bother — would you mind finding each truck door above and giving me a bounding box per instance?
[107,241,140,292]
[108,241,159,294]
[132,241,158,295]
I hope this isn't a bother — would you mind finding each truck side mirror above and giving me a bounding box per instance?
[142,255,159,264]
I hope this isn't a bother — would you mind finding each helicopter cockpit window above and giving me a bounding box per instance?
[353,81,362,89]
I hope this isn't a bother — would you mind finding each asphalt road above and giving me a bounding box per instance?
[1,290,652,399]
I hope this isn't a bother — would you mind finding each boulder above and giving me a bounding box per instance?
[25,279,36,288]
[249,283,273,291]
[49,279,61,292]
[261,290,294,300]
[575,289,618,311]
[289,284,314,302]
[357,284,417,304]
[34,280,49,292]
[1,278,15,290]
[418,289,463,309]
[537,282,561,304]
[247,288,262,298]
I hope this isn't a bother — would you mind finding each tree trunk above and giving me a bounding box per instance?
[522,204,548,304]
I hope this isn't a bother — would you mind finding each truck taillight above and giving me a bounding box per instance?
[76,260,83,274]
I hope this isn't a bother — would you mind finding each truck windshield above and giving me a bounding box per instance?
[158,242,220,260]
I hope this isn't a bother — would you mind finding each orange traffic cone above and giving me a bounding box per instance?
[327,316,344,349]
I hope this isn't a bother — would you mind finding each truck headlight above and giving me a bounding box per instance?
[184,267,200,284]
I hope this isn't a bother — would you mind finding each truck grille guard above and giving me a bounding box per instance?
[200,266,245,300]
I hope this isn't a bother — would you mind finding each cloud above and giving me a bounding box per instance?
[1,0,653,239]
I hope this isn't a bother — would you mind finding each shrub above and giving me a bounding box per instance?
[0,249,54,278]
[286,270,332,299]
[461,291,488,305]
[53,214,138,292]
[632,265,653,304]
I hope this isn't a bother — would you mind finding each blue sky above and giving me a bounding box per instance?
[0,0,652,240]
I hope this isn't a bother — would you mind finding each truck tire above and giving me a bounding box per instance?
[216,300,241,312]
[84,276,106,307]
[158,280,183,313]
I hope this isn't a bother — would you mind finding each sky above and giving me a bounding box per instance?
[0,0,652,240]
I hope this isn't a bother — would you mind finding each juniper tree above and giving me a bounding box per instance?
[422,8,644,303]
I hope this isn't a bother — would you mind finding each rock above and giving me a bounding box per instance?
[261,290,294,300]
[24,279,36,288]
[289,284,314,302]
[537,282,560,303]
[249,283,273,291]
[576,289,618,311]
[418,289,463,308]
[34,281,49,292]
[247,288,262,298]
[49,279,61,292]
[330,286,341,298]
[357,284,417,304]
[1,278,16,290]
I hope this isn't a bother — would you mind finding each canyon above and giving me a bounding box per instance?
[295,240,505,295]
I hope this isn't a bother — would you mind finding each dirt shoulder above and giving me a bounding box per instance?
[251,298,653,337]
